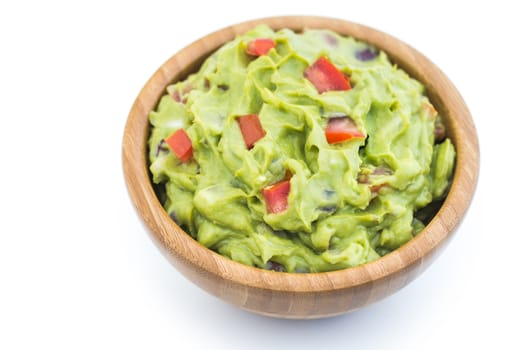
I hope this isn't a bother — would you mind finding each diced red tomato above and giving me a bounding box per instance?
[236,114,266,149]
[304,56,351,93]
[246,38,276,56]
[325,116,365,144]
[262,180,291,214]
[165,129,193,162]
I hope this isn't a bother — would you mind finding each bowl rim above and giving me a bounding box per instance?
[122,15,479,294]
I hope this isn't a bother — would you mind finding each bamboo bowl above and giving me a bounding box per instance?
[122,16,479,319]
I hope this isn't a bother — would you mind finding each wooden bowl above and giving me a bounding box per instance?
[122,16,479,319]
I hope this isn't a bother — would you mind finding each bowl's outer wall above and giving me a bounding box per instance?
[123,16,480,318]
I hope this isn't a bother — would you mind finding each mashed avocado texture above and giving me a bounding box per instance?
[148,25,456,273]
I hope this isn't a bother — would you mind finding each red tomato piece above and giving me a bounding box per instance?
[262,180,291,214]
[304,56,351,93]
[246,38,276,56]
[325,116,365,144]
[165,129,193,162]
[237,114,266,149]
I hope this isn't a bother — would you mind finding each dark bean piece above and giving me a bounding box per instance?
[265,261,286,272]
[169,212,179,225]
[434,117,446,143]
[319,206,337,214]
[155,139,168,157]
[355,47,378,61]
[324,189,336,198]
[324,33,338,47]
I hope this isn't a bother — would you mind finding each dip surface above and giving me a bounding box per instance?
[148,25,456,273]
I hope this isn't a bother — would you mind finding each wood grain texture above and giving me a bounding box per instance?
[122,16,480,319]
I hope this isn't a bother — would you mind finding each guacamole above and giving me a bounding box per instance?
[148,25,456,273]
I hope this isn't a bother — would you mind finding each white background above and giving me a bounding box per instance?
[1,1,522,349]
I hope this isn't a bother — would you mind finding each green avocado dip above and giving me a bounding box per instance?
[147,25,456,273]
